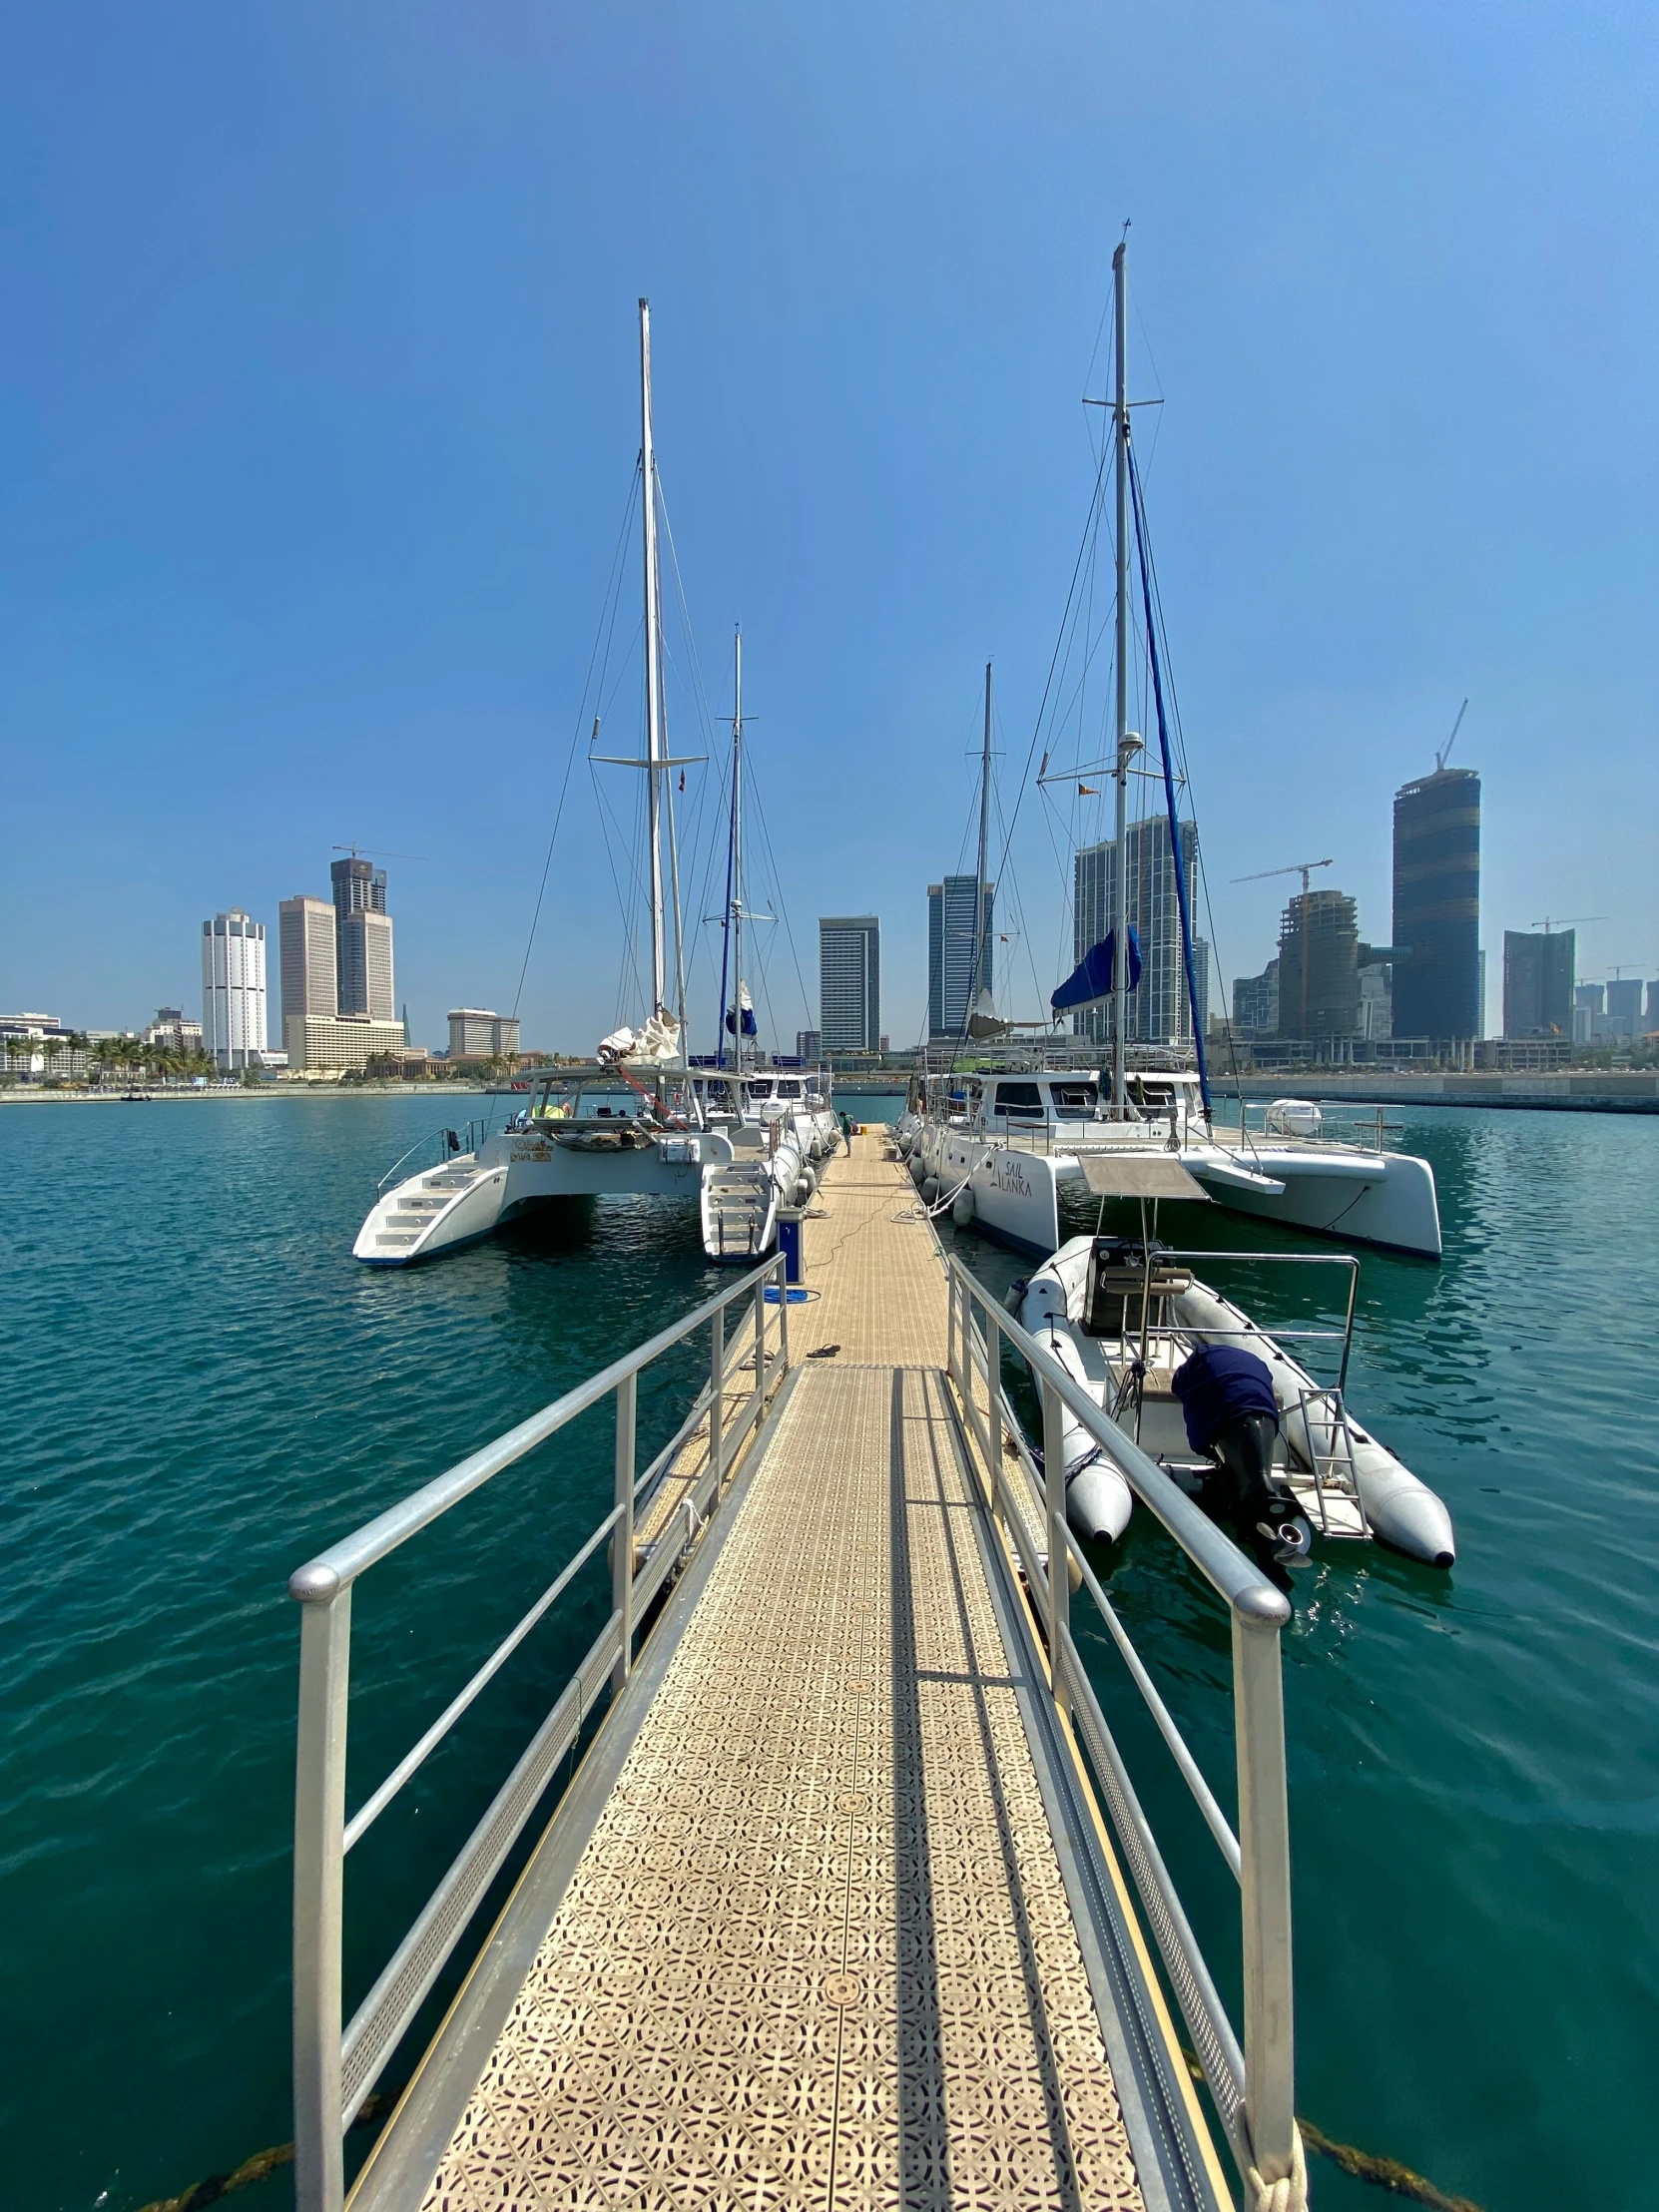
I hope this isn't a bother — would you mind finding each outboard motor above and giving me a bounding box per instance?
[1172,1345,1312,1565]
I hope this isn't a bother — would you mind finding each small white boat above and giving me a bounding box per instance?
[1012,1229,1455,1566]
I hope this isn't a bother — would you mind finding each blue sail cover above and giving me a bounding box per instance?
[1051,927,1141,1012]
[725,1005,759,1036]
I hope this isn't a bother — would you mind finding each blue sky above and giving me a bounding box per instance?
[2,2,1654,1048]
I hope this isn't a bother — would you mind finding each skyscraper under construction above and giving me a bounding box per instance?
[1391,767,1480,1041]
[1275,887,1359,1043]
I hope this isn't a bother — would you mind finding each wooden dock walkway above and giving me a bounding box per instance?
[300,1134,1275,2212]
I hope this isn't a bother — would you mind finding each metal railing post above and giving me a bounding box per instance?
[1040,1378,1069,1717]
[290,1574,351,2212]
[754,1275,768,1394]
[613,1372,637,1689]
[709,1305,726,1494]
[983,1303,1003,1521]
[776,1254,790,1373]
[947,1270,960,1394]
[1233,1596,1296,2186]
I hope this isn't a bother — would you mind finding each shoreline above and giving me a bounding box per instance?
[0,1082,492,1104]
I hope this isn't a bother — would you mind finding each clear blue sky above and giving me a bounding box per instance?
[3,2,1654,1048]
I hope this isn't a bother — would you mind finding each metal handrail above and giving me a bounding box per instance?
[373,1120,481,1198]
[288,1251,789,2212]
[946,1256,1296,2193]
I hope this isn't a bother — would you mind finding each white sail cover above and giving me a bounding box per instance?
[599,1011,682,1064]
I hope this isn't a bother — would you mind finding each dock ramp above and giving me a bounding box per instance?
[288,1139,1300,2212]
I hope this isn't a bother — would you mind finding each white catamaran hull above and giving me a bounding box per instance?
[923,1129,1441,1261]
[354,1130,726,1266]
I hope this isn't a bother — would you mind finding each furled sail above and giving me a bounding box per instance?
[967,986,1012,1040]
[725,982,758,1038]
[1050,927,1141,1013]
[599,1011,683,1064]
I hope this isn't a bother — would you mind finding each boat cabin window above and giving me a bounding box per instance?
[992,1082,1045,1120]
[1050,1082,1099,1115]
[1128,1079,1177,1109]
[746,1079,774,1100]
[775,1080,803,1098]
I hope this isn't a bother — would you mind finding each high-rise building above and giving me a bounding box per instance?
[1275,888,1360,1042]
[1358,960,1392,1042]
[1073,818,1207,1046]
[447,1009,521,1058]
[330,854,387,918]
[331,856,390,1016]
[819,916,880,1053]
[279,895,338,1033]
[1502,929,1574,1039]
[1391,767,1480,1040]
[1648,982,1659,1031]
[1231,960,1279,1036]
[1605,979,1643,1038]
[927,877,994,1040]
[201,909,268,1070]
[340,909,395,1022]
[796,1029,822,1062]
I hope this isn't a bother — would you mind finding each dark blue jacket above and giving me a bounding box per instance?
[1171,1345,1281,1453]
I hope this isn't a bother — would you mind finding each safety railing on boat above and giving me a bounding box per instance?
[372,1119,484,1197]
[946,1255,1298,2198]
[1229,1101,1405,1152]
[286,1251,790,2212]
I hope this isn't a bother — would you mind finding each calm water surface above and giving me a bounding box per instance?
[3,1095,1655,2211]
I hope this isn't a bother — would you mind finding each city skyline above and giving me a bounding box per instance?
[3,9,1656,1043]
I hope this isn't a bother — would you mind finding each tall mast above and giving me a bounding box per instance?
[972,660,992,1039]
[732,626,746,1076]
[639,297,667,1014]
[1111,240,1131,1116]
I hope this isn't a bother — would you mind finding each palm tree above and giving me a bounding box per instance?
[3,1032,35,1083]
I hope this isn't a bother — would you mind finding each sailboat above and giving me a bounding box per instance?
[353,304,809,1267]
[900,240,1442,1263]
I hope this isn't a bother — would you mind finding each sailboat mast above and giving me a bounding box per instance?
[639,297,667,1014]
[973,660,991,1040]
[1111,240,1131,1117]
[733,627,745,1077]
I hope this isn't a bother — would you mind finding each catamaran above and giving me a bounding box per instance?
[900,238,1442,1262]
[354,303,815,1269]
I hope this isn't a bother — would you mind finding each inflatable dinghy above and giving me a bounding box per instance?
[1013,1234,1454,1566]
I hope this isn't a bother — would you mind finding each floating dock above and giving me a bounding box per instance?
[289,1134,1300,2212]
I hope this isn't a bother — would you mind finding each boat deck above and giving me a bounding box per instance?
[342,1138,1232,2212]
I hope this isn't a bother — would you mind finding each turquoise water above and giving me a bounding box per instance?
[3,1097,1655,2210]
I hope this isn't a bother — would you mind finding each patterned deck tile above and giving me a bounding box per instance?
[417,1352,1143,2212]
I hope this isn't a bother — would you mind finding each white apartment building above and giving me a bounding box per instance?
[448,1009,521,1057]
[202,910,268,1070]
[287,1015,407,1074]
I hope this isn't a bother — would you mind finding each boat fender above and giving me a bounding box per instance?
[1003,1278,1028,1314]
[920,1176,940,1205]
[951,1188,976,1228]
[908,1154,925,1187]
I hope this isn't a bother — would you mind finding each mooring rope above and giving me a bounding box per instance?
[1172,2049,1485,2211]
[134,2085,1484,2212]
[131,2093,394,2212]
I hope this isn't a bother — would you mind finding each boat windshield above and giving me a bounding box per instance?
[991,1081,1044,1120]
[1050,1082,1099,1116]
[747,1079,775,1100]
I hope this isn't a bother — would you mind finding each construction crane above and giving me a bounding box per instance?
[1529,915,1605,934]
[1231,858,1335,895]
[1435,699,1469,773]
[331,844,427,861]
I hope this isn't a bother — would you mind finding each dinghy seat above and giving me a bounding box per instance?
[1081,1237,1193,1337]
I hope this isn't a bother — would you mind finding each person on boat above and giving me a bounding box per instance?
[1171,1345,1312,1565]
